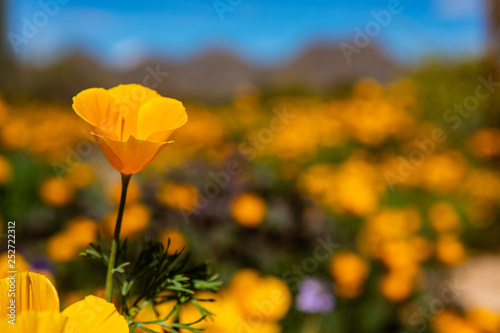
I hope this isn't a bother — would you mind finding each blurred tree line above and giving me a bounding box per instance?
[0,0,499,116]
[487,0,500,125]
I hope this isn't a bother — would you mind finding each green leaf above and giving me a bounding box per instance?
[112,262,131,274]
[166,285,196,294]
[135,324,162,333]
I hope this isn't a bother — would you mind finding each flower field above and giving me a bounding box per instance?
[1,62,500,332]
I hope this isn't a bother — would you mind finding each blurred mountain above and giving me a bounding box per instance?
[268,44,399,91]
[6,43,401,103]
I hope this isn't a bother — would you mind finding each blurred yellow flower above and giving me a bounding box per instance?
[109,179,141,205]
[0,252,29,279]
[0,271,128,332]
[47,217,98,263]
[157,182,199,213]
[1,118,31,150]
[159,229,188,255]
[428,202,462,234]
[238,275,291,321]
[66,217,99,245]
[434,311,480,333]
[329,251,369,298]
[47,233,80,263]
[420,151,467,193]
[461,168,500,202]
[140,270,288,333]
[299,158,385,217]
[410,236,433,262]
[102,203,151,238]
[4,105,88,161]
[0,155,12,185]
[436,235,466,266]
[0,98,7,125]
[179,291,241,333]
[231,193,267,227]
[172,110,224,153]
[181,269,290,332]
[465,198,495,228]
[467,308,500,333]
[341,79,417,145]
[267,108,325,159]
[357,208,421,259]
[468,128,500,158]
[298,164,335,199]
[72,84,187,175]
[380,271,415,302]
[66,163,94,188]
[334,167,380,216]
[230,269,261,297]
[39,177,75,207]
[379,240,420,271]
[133,299,175,333]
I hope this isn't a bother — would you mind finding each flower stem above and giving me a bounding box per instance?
[105,173,131,303]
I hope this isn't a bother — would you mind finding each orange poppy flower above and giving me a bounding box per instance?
[72,84,187,175]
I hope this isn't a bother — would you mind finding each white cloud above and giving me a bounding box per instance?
[105,38,148,69]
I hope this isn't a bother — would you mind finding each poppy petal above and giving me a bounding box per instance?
[108,84,159,140]
[62,296,128,333]
[93,133,171,175]
[72,88,121,140]
[0,311,68,333]
[0,272,59,317]
[137,97,187,142]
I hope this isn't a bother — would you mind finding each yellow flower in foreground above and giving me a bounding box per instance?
[73,84,187,175]
[0,271,128,332]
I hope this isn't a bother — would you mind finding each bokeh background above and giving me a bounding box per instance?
[1,0,500,332]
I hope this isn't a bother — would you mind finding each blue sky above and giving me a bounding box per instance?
[5,0,487,67]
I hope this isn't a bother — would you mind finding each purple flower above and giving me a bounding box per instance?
[30,257,54,274]
[295,277,335,314]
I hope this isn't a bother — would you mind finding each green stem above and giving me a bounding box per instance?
[105,173,132,303]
